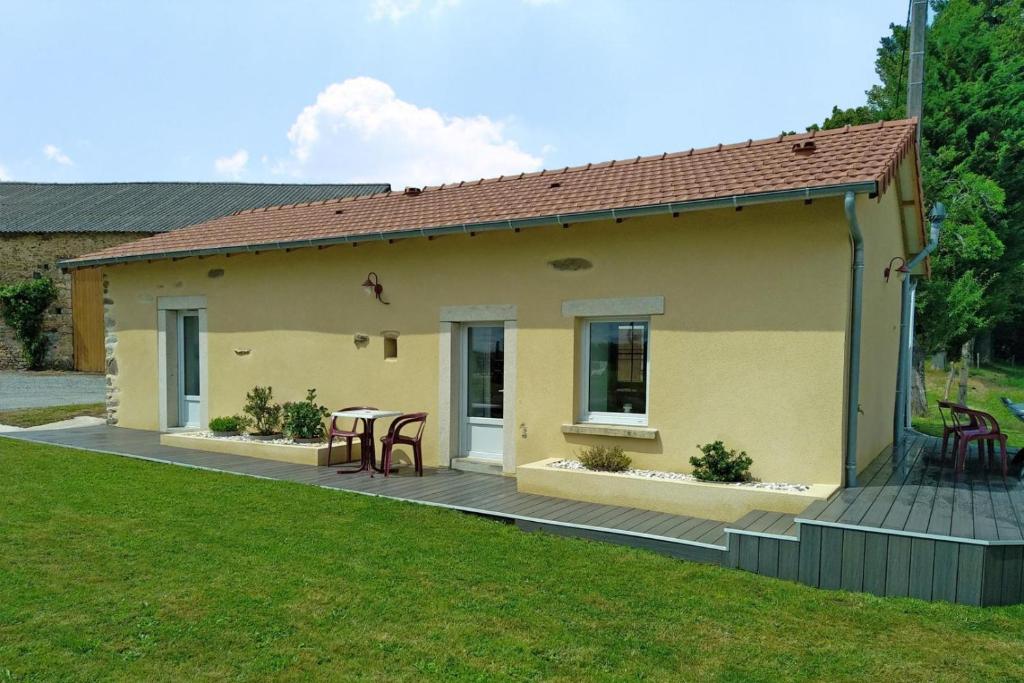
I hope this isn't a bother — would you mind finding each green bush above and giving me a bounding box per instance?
[208,415,250,434]
[282,389,330,440]
[578,445,632,472]
[0,278,58,369]
[243,386,282,435]
[690,441,753,482]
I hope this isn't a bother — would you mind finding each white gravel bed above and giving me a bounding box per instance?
[548,459,810,492]
[187,430,327,446]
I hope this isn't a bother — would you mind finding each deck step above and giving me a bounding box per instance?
[724,509,799,540]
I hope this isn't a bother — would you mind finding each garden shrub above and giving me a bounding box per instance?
[578,445,632,472]
[243,386,282,435]
[208,415,250,434]
[0,278,58,369]
[282,389,330,440]
[690,441,753,482]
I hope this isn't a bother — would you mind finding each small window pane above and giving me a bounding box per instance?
[182,315,200,397]
[467,326,504,418]
[587,320,647,415]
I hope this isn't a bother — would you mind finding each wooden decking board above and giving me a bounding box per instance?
[560,500,631,526]
[764,514,799,538]
[902,477,939,533]
[459,485,535,512]
[930,540,959,604]
[840,529,866,592]
[693,523,729,545]
[971,480,1000,542]
[885,535,912,597]
[569,502,636,528]
[645,514,697,537]
[798,524,822,586]
[925,474,957,537]
[878,447,931,531]
[738,535,759,572]
[862,532,889,597]
[624,511,684,536]
[956,544,985,606]
[817,526,844,590]
[988,484,1024,542]
[908,538,936,601]
[600,506,656,531]
[744,512,785,534]
[680,519,724,543]
[532,497,604,522]
[660,515,713,540]
[778,539,800,582]
[757,537,780,576]
[731,510,770,530]
[1000,545,1023,605]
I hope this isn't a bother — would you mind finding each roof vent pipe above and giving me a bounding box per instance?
[891,202,945,466]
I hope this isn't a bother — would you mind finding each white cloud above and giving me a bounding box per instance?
[0,164,9,181]
[283,77,543,187]
[371,0,548,22]
[42,144,73,166]
[214,149,249,178]
[369,0,421,21]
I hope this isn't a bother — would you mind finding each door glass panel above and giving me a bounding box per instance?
[182,315,200,397]
[466,326,504,419]
[587,320,648,415]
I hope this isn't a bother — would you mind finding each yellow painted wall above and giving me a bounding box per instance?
[103,191,908,486]
[852,188,907,473]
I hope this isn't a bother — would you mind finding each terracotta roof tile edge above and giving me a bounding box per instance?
[61,180,881,269]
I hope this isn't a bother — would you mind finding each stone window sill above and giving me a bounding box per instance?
[561,423,659,440]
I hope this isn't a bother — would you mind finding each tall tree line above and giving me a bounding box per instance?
[812,0,1023,380]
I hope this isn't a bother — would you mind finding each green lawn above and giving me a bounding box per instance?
[0,402,105,428]
[3,441,1024,681]
[912,362,1024,448]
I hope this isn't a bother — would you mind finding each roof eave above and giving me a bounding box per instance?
[60,180,878,271]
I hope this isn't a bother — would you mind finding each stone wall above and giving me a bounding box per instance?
[0,233,146,370]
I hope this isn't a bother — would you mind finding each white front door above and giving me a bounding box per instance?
[460,323,504,460]
[177,310,201,428]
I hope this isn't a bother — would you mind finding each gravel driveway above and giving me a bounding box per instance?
[0,371,105,410]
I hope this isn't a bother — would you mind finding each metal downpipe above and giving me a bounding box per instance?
[892,203,945,465]
[844,192,865,487]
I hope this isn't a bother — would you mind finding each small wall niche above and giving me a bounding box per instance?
[382,330,399,360]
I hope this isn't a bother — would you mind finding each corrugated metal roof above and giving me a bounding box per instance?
[0,182,390,234]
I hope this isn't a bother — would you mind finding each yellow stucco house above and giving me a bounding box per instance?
[63,119,927,510]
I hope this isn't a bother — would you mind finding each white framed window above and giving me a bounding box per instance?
[579,318,650,426]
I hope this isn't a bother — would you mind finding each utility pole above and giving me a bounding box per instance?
[907,0,927,142]
[892,0,931,467]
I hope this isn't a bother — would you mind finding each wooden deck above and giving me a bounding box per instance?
[798,431,1024,543]
[724,433,1024,606]
[0,425,728,565]
[5,425,1022,605]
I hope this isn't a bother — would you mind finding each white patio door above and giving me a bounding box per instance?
[177,310,201,428]
[460,324,504,460]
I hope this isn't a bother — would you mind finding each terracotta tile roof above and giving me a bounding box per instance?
[65,119,919,268]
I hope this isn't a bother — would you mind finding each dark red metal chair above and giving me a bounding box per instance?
[326,406,377,467]
[956,407,1010,477]
[938,400,973,462]
[377,412,428,477]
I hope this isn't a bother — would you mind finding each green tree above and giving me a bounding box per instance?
[811,0,1024,392]
[0,278,59,370]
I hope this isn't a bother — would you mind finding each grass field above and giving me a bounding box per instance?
[912,362,1024,448]
[2,439,1024,680]
[0,402,105,428]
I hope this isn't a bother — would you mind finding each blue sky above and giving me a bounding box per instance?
[0,0,906,188]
